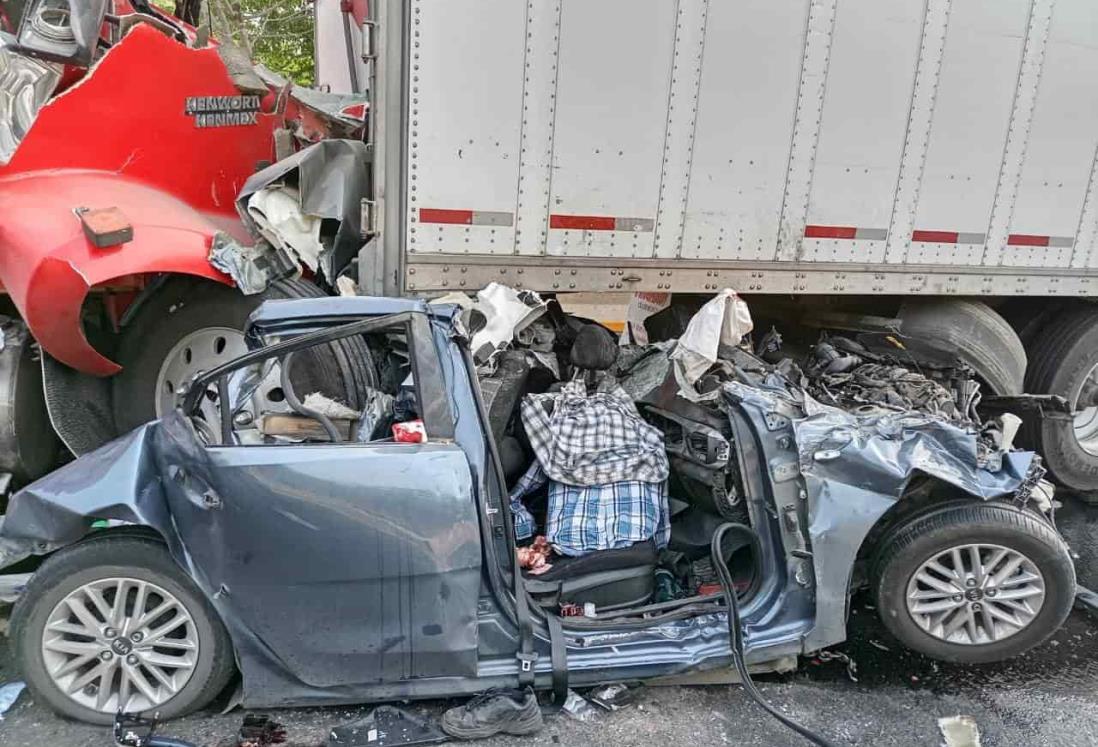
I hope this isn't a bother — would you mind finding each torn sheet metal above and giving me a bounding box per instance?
[670,289,753,401]
[237,140,370,285]
[470,283,547,365]
[246,186,325,274]
[208,232,298,295]
[723,378,1037,650]
[0,44,61,165]
[0,410,483,707]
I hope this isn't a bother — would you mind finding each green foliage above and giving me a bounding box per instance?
[206,0,315,86]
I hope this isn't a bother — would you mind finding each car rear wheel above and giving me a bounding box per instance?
[111,276,377,434]
[873,502,1074,664]
[10,536,235,725]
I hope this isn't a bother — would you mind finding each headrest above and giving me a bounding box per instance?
[570,325,618,371]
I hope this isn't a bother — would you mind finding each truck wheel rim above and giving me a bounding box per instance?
[41,577,199,714]
[905,543,1045,646]
[155,327,248,419]
[1072,363,1098,457]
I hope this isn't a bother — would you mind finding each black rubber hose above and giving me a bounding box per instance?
[710,523,837,747]
[281,351,342,442]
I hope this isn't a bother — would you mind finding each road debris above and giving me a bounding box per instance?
[938,715,982,747]
[0,680,24,719]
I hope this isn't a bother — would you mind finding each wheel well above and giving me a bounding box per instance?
[74,524,168,549]
[851,476,981,589]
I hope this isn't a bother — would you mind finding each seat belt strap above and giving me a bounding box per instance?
[546,612,568,707]
[514,553,537,687]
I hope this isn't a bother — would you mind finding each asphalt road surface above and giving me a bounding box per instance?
[1,587,1096,747]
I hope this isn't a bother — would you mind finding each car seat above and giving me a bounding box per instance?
[521,325,658,611]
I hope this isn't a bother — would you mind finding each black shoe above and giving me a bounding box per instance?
[440,687,544,739]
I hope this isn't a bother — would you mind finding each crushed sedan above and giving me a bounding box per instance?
[0,291,1075,734]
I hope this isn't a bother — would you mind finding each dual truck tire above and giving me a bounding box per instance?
[900,299,1098,496]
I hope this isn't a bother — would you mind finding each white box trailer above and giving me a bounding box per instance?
[341,0,1098,297]
[318,0,1098,493]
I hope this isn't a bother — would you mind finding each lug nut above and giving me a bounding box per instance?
[104,628,117,639]
[127,654,139,666]
[971,602,982,611]
[986,589,996,597]
[952,594,963,602]
[100,651,113,661]
[131,632,144,643]
[965,578,977,587]
[84,683,98,696]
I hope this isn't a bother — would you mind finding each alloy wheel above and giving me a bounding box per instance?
[40,577,199,714]
[905,543,1045,645]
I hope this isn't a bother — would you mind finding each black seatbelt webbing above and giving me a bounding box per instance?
[545,611,568,707]
[514,553,537,687]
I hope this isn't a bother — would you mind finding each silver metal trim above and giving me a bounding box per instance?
[653,0,710,259]
[776,0,839,262]
[887,0,952,264]
[983,0,1055,267]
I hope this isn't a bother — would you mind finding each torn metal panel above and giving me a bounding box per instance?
[0,44,60,164]
[0,408,483,706]
[207,232,297,295]
[245,186,325,274]
[237,140,370,285]
[724,379,1038,650]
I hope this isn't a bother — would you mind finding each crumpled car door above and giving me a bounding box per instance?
[153,314,481,690]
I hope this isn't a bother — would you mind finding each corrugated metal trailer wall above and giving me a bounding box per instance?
[376,0,1098,296]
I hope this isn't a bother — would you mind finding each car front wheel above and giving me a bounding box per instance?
[10,536,235,725]
[873,502,1074,664]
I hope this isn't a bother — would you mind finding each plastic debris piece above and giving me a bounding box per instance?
[0,681,24,719]
[393,419,427,443]
[561,689,597,722]
[589,683,636,711]
[303,392,361,421]
[669,289,753,401]
[621,292,671,345]
[938,715,982,747]
[328,705,448,746]
[815,650,858,682]
[236,714,286,746]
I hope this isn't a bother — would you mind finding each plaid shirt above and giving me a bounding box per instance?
[509,461,670,556]
[513,379,670,556]
[520,380,669,486]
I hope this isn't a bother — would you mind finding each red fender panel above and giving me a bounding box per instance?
[0,25,286,376]
[0,172,230,376]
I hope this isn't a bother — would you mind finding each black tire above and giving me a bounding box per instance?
[873,502,1074,664]
[112,276,377,434]
[1022,304,1098,492]
[897,299,1026,395]
[10,536,235,725]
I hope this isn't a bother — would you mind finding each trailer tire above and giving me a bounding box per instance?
[112,277,377,434]
[1022,304,1098,492]
[897,299,1026,395]
[873,502,1074,664]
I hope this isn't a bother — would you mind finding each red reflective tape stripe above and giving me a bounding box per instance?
[911,230,959,243]
[804,225,857,239]
[550,214,618,230]
[419,208,473,225]
[1007,234,1049,247]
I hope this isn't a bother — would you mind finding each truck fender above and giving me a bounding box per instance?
[0,170,236,376]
